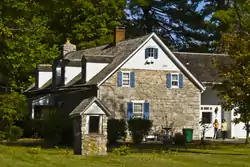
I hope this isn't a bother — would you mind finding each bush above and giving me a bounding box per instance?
[173,133,186,145]
[128,118,153,144]
[107,119,127,144]
[8,126,23,141]
[112,145,130,156]
[41,108,73,146]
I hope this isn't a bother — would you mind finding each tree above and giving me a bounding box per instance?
[213,0,250,144]
[0,0,59,91]
[126,0,232,52]
[40,0,126,49]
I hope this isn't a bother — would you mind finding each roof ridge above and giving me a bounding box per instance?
[173,52,229,56]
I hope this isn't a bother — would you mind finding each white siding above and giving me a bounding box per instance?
[121,38,179,71]
[201,85,246,138]
[84,102,105,115]
[38,72,52,88]
[86,63,108,82]
[65,66,81,84]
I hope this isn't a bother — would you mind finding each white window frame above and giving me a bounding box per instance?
[132,100,145,119]
[85,115,103,135]
[171,73,179,88]
[121,71,130,87]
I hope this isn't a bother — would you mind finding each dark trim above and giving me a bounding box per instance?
[81,57,87,84]
[25,84,97,96]
[35,68,39,88]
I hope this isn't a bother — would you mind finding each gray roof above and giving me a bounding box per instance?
[174,52,233,83]
[69,96,111,117]
[85,34,152,85]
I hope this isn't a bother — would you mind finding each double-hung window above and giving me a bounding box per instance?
[118,71,135,87]
[127,101,150,120]
[166,73,183,88]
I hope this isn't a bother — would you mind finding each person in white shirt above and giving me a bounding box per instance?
[221,119,228,140]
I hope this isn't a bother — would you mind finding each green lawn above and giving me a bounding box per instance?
[1,143,250,167]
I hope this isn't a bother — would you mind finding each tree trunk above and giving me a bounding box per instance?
[245,123,249,144]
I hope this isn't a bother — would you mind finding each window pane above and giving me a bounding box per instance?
[202,112,212,124]
[172,75,178,81]
[172,81,178,86]
[89,116,100,133]
[123,80,129,85]
[149,48,154,57]
[134,103,143,113]
[123,73,129,79]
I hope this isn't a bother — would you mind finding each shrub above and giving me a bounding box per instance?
[41,108,73,146]
[128,118,153,144]
[173,133,186,145]
[8,126,23,141]
[107,119,127,144]
[112,145,130,156]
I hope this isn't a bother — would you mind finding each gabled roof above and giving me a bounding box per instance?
[69,96,111,118]
[85,33,205,92]
[174,52,233,83]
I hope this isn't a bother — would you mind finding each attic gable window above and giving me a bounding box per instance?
[145,48,158,59]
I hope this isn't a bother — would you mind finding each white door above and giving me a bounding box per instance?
[200,105,221,138]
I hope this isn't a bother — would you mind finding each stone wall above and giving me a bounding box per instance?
[99,69,201,138]
[80,115,108,155]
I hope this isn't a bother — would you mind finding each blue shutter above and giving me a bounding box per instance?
[130,72,135,87]
[179,74,183,88]
[154,48,158,59]
[117,72,122,87]
[166,73,171,88]
[127,102,133,120]
[144,102,150,120]
[145,48,149,59]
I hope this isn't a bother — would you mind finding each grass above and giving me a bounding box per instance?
[1,142,250,167]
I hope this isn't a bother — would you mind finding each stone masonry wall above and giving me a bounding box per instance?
[81,115,108,155]
[99,69,201,138]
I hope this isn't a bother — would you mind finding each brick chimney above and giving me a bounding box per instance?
[62,39,76,57]
[114,27,125,45]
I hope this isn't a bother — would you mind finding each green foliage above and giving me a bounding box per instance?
[112,145,131,156]
[8,126,23,141]
[40,0,126,49]
[0,91,28,126]
[128,118,152,144]
[126,0,231,52]
[173,133,186,145]
[107,119,127,144]
[41,108,72,146]
[27,147,42,154]
[213,0,250,144]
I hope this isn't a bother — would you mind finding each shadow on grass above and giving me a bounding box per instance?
[107,140,250,156]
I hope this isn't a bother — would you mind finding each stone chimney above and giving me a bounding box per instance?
[114,27,125,45]
[62,39,76,57]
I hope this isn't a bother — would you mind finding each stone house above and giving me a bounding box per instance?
[25,27,246,154]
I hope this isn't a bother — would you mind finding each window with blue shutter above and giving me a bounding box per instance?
[117,72,122,87]
[166,73,171,88]
[154,48,158,59]
[127,102,133,120]
[130,72,135,87]
[145,48,149,59]
[144,102,150,120]
[179,74,183,88]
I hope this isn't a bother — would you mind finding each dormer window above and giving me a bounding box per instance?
[56,67,62,85]
[145,48,158,59]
